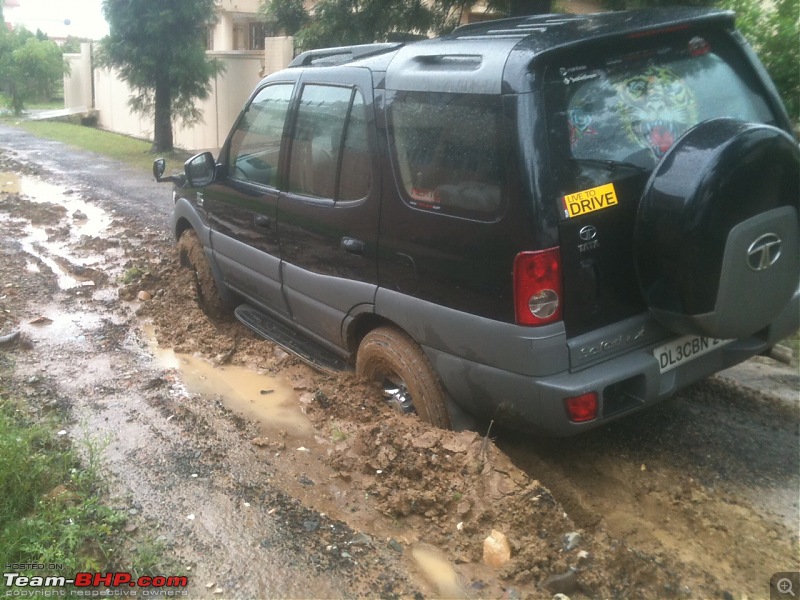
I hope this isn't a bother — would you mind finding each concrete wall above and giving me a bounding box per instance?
[64,37,295,152]
[63,43,93,110]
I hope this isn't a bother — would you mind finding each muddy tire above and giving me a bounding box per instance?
[635,118,799,339]
[356,326,451,429]
[177,229,230,320]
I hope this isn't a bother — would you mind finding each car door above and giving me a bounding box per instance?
[277,67,379,346]
[204,81,296,316]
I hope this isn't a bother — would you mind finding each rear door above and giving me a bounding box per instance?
[205,81,296,316]
[542,29,778,339]
[276,67,379,346]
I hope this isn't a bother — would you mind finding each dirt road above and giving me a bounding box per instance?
[1,124,798,599]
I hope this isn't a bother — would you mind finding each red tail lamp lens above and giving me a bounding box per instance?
[565,392,598,423]
[513,248,563,326]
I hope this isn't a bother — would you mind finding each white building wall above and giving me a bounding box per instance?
[63,43,93,110]
[65,37,294,152]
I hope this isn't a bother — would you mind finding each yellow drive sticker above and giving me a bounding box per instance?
[562,183,618,218]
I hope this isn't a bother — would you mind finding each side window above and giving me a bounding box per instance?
[288,84,371,201]
[388,92,507,220]
[228,83,293,187]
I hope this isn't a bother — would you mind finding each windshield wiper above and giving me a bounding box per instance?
[570,158,650,173]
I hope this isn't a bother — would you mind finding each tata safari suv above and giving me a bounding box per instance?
[154,8,799,435]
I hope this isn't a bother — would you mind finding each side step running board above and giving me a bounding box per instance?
[234,304,350,373]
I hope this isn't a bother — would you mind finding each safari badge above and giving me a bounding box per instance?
[562,183,618,218]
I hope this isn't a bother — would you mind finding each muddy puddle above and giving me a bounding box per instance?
[1,171,117,290]
[147,331,315,439]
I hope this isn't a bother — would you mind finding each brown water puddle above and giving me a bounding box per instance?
[145,328,314,439]
[1,172,115,290]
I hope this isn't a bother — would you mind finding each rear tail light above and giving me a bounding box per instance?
[513,248,563,326]
[565,392,598,423]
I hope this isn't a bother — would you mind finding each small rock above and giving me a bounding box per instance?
[576,550,589,562]
[0,330,20,347]
[186,513,195,520]
[128,508,139,516]
[722,592,734,600]
[298,475,314,486]
[123,523,137,533]
[542,570,578,595]
[388,539,403,553]
[483,529,512,568]
[205,583,215,590]
[137,290,152,301]
[411,430,441,450]
[302,519,319,532]
[251,437,270,447]
[563,531,582,552]
[273,348,290,362]
[456,522,464,532]
[348,533,372,547]
[552,594,571,600]
[72,210,88,221]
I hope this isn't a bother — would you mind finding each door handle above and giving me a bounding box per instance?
[341,237,365,255]
[254,215,271,229]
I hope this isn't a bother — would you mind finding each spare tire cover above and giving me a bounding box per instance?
[635,118,799,339]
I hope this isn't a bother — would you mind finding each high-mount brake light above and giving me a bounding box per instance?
[513,248,563,326]
[627,24,690,38]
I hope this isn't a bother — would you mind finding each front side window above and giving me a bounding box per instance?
[288,84,371,201]
[547,33,774,172]
[227,83,293,187]
[388,92,507,220]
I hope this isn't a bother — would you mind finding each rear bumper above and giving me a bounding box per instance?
[425,289,799,437]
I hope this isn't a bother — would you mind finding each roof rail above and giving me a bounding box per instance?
[289,42,404,68]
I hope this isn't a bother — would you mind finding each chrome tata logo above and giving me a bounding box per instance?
[747,233,782,271]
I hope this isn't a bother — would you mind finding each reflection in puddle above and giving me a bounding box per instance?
[0,172,113,290]
[410,544,465,599]
[147,333,314,439]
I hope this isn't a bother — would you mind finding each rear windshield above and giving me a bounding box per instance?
[545,32,774,177]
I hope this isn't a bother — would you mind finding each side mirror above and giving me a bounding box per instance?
[153,158,181,183]
[184,152,217,188]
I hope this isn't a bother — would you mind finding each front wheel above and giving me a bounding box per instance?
[177,229,229,319]
[356,326,451,429]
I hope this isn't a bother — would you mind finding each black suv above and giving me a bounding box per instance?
[155,8,799,435]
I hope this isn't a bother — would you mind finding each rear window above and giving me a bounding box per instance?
[388,92,508,221]
[545,32,774,176]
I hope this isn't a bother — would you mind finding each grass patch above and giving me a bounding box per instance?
[120,265,149,285]
[11,120,191,173]
[0,396,125,586]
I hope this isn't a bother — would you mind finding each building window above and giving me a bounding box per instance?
[205,26,214,51]
[249,22,266,51]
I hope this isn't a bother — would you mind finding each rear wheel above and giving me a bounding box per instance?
[177,229,229,319]
[356,326,451,429]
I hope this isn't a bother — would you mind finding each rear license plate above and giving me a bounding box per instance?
[654,335,732,373]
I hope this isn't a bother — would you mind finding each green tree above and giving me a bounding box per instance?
[0,27,65,115]
[260,0,555,50]
[97,0,223,152]
[720,0,799,124]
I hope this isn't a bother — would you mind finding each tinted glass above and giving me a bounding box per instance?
[228,83,293,187]
[389,92,507,220]
[547,35,774,170]
[288,84,370,200]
